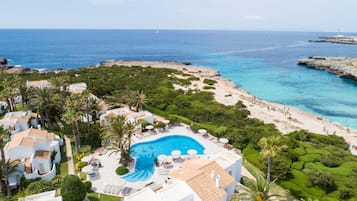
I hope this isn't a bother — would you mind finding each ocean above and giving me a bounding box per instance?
[1,29,357,129]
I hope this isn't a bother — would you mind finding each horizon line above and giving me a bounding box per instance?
[0,27,355,34]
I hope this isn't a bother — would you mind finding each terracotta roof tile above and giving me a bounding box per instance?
[169,158,235,201]
[6,128,57,150]
[34,150,51,159]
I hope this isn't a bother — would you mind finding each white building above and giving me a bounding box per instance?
[100,107,154,126]
[4,128,62,188]
[19,190,62,201]
[26,80,52,89]
[125,180,201,201]
[126,151,241,201]
[0,111,38,135]
[210,149,243,183]
[68,82,87,93]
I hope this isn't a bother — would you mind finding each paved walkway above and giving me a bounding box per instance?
[64,135,75,175]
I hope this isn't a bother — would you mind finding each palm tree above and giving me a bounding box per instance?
[62,93,86,154]
[258,136,287,184]
[234,175,282,201]
[0,75,21,112]
[19,83,32,109]
[0,160,20,197]
[0,126,20,196]
[50,75,69,92]
[102,115,136,166]
[132,91,147,112]
[81,90,101,137]
[30,88,57,128]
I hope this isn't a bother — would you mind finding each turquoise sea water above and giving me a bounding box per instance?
[122,135,204,182]
[0,30,357,129]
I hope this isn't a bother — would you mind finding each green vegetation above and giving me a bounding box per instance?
[233,175,280,201]
[202,86,215,90]
[75,161,88,171]
[83,181,92,192]
[87,192,121,201]
[61,175,86,201]
[116,166,129,175]
[1,65,357,200]
[203,78,217,85]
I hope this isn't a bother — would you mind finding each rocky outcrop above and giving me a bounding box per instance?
[298,56,357,81]
[309,35,357,45]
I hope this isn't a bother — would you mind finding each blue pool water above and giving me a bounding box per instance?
[122,135,204,182]
[1,30,357,129]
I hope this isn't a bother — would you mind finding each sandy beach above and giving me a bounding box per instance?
[101,60,357,154]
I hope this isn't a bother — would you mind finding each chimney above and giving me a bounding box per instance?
[215,175,221,188]
[210,170,215,179]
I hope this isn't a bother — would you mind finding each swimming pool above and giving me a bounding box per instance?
[122,135,205,182]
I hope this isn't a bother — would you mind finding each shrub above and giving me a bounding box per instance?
[203,86,215,90]
[187,76,200,81]
[19,177,41,189]
[291,161,304,170]
[61,175,86,201]
[79,145,92,154]
[75,161,88,171]
[214,126,227,138]
[83,181,92,192]
[271,155,292,180]
[321,154,343,167]
[51,175,63,188]
[79,172,87,181]
[307,170,337,193]
[203,79,217,86]
[155,121,166,129]
[339,187,352,200]
[25,180,54,195]
[138,119,151,129]
[76,154,83,161]
[116,166,129,175]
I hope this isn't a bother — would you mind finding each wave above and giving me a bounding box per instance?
[286,41,311,48]
[209,45,281,56]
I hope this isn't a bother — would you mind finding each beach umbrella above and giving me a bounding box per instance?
[171,150,182,157]
[157,154,167,162]
[81,165,93,173]
[145,125,154,130]
[198,129,207,135]
[187,149,197,156]
[163,120,170,124]
[219,138,229,144]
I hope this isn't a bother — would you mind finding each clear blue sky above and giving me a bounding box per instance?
[1,0,357,32]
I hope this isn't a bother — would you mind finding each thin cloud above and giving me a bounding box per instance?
[243,15,263,20]
[83,0,126,6]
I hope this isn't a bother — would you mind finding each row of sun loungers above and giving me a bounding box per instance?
[103,184,134,196]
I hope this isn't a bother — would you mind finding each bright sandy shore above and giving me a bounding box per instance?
[101,60,357,154]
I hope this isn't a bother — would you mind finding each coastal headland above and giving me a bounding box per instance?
[309,35,357,45]
[298,56,357,81]
[101,60,357,153]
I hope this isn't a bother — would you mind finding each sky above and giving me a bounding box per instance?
[1,0,357,32]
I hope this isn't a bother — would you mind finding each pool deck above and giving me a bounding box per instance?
[89,124,237,197]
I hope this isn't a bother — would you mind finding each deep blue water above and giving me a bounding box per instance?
[1,29,357,129]
[122,135,204,182]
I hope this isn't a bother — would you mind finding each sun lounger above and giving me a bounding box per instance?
[122,187,133,196]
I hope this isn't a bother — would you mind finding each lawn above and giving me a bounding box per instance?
[57,140,69,177]
[87,192,121,201]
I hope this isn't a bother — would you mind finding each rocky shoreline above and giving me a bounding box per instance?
[309,35,357,45]
[298,56,357,81]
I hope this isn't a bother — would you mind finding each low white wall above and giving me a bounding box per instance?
[24,164,56,181]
